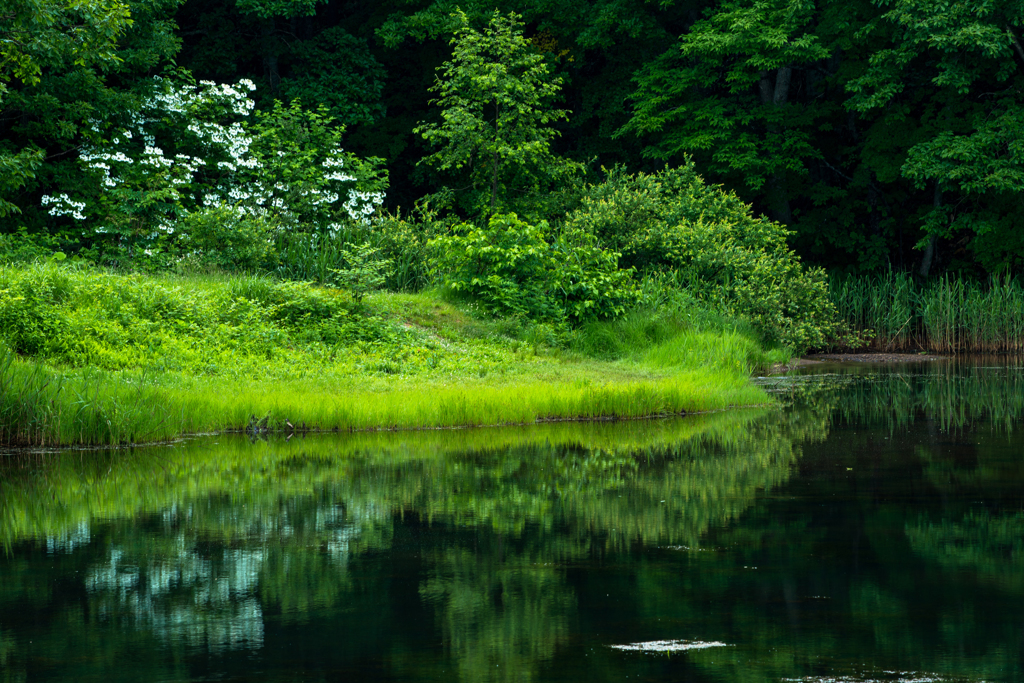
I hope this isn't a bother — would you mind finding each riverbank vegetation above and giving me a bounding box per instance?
[829,273,1024,353]
[0,12,845,446]
[0,261,786,446]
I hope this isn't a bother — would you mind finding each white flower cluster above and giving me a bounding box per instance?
[41,193,87,220]
[47,76,385,238]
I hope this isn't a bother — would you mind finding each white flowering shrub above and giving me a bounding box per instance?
[242,99,387,234]
[39,77,387,266]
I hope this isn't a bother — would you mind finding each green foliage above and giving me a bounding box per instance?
[233,0,324,18]
[0,229,63,264]
[414,10,579,215]
[565,164,836,350]
[844,0,1024,271]
[0,148,43,217]
[177,205,277,272]
[0,0,149,217]
[0,262,384,371]
[621,0,836,221]
[432,212,638,324]
[329,242,393,303]
[0,0,132,94]
[273,211,435,292]
[277,27,386,126]
[900,105,1024,272]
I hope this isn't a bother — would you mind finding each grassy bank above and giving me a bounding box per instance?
[829,272,1024,353]
[0,263,781,447]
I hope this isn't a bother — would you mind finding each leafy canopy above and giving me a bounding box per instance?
[0,0,134,217]
[415,9,577,216]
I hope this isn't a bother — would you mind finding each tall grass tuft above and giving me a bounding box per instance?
[829,273,1024,353]
[0,349,175,447]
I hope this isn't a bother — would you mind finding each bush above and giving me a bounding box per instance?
[177,206,278,272]
[431,213,638,325]
[564,164,837,350]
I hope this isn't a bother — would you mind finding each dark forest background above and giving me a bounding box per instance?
[3,0,1023,278]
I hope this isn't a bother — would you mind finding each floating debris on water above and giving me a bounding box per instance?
[782,673,982,683]
[608,639,732,653]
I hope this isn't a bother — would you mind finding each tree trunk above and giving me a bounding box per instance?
[491,150,498,214]
[773,66,792,106]
[262,19,280,93]
[868,172,881,238]
[491,99,500,213]
[919,183,940,278]
[758,67,794,224]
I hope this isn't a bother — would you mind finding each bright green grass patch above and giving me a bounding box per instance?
[0,264,777,446]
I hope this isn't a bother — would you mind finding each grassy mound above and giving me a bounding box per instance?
[0,263,780,446]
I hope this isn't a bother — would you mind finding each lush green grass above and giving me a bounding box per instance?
[0,263,780,446]
[829,272,1024,353]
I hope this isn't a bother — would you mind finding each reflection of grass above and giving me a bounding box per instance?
[1,407,793,549]
[0,265,774,446]
[810,361,1024,432]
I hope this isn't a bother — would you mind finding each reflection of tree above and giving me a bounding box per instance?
[906,511,1024,590]
[420,548,574,683]
[1,407,829,680]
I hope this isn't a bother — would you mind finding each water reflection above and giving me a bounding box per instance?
[1,360,1023,682]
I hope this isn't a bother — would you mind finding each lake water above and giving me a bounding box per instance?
[1,360,1022,682]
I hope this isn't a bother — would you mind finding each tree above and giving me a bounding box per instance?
[0,0,132,217]
[621,0,838,224]
[847,0,1024,274]
[414,10,577,216]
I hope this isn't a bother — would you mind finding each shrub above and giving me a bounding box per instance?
[431,213,638,325]
[37,78,387,266]
[177,206,278,272]
[564,164,837,350]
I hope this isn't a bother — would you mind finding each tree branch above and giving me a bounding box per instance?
[1007,27,1024,67]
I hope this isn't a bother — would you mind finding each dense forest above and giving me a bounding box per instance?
[3,0,1022,279]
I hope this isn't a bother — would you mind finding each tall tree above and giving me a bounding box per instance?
[621,0,839,224]
[847,0,1024,274]
[414,9,576,216]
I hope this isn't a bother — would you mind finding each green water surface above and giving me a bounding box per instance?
[1,360,1022,682]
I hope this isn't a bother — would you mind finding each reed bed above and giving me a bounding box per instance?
[829,273,1024,353]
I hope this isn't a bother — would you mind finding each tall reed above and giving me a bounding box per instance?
[829,273,1024,353]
